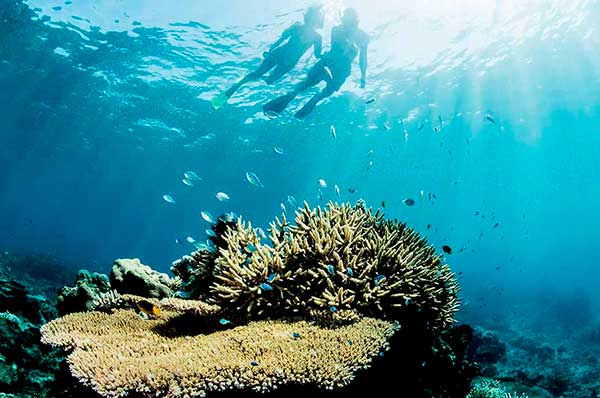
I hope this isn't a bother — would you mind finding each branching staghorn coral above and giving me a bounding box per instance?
[208,201,459,328]
[41,309,397,398]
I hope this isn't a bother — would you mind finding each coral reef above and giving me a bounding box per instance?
[206,201,459,328]
[468,327,507,376]
[56,269,111,315]
[41,202,470,398]
[110,258,175,299]
[42,310,397,397]
[0,278,62,397]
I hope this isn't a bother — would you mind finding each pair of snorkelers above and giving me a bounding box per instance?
[212,7,368,119]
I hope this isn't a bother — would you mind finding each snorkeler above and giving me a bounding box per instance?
[263,8,369,119]
[211,6,324,109]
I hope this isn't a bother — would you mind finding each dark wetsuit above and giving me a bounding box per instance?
[224,22,322,98]
[263,24,369,118]
[303,25,368,92]
[261,22,322,82]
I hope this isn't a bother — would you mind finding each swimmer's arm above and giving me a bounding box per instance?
[268,23,297,52]
[359,33,369,87]
[313,34,322,58]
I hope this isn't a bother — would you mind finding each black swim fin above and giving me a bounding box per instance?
[263,92,296,116]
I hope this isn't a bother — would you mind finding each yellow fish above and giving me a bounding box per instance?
[136,300,160,317]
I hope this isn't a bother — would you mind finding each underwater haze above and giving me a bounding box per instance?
[2,0,600,344]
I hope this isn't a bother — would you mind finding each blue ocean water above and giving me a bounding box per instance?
[1,0,600,336]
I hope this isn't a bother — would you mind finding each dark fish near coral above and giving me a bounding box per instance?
[381,201,386,208]
[442,245,452,254]
[493,222,500,228]
[426,224,431,229]
[348,187,357,194]
[403,198,415,206]
[136,300,160,317]
[365,98,376,104]
[417,122,425,131]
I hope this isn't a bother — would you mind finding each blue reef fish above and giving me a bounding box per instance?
[292,332,300,339]
[193,241,211,251]
[267,273,278,283]
[259,282,273,291]
[273,146,285,155]
[175,238,184,245]
[162,194,176,204]
[346,267,354,277]
[287,195,298,208]
[250,361,259,366]
[176,291,190,299]
[245,244,258,253]
[246,171,264,188]
[374,275,385,285]
[330,305,337,312]
[348,340,353,346]
[219,318,231,325]
[403,198,416,206]
[379,352,385,357]
[327,264,335,275]
[256,227,267,239]
[201,211,216,224]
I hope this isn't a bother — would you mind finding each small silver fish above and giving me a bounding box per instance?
[334,184,341,197]
[201,211,216,224]
[318,179,327,188]
[273,146,285,155]
[205,229,216,238]
[184,171,202,181]
[330,124,336,139]
[186,236,196,244]
[484,114,496,124]
[280,202,287,213]
[182,178,194,187]
[216,192,230,201]
[383,122,391,131]
[246,171,264,188]
[323,66,333,80]
[162,194,176,204]
[287,195,298,208]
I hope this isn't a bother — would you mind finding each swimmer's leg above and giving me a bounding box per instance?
[225,56,277,97]
[263,61,326,115]
[294,76,343,119]
[264,63,294,84]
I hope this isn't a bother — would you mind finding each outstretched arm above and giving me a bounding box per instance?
[267,23,296,53]
[359,32,369,88]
